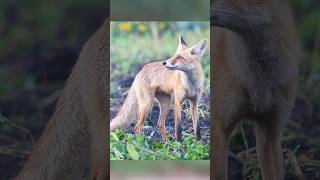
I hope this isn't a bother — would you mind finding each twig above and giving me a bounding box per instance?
[240,122,250,176]
[0,142,30,159]
[40,89,61,107]
[285,149,305,180]
[0,113,35,143]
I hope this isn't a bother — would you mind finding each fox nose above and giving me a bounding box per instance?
[162,61,166,65]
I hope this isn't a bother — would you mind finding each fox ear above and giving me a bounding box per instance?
[190,39,208,57]
[176,36,188,52]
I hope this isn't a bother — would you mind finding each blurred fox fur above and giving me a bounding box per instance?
[16,20,109,180]
[211,0,300,179]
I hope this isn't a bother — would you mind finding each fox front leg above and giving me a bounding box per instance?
[191,98,201,140]
[173,99,182,142]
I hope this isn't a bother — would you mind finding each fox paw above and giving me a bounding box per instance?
[160,130,170,140]
[134,126,141,134]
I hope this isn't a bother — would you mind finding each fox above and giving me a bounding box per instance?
[15,20,109,180]
[211,0,300,179]
[110,37,208,141]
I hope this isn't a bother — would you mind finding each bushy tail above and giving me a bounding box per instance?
[110,87,138,131]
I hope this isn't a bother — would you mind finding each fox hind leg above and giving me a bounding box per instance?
[212,117,240,180]
[155,93,171,140]
[134,91,154,134]
[255,114,285,180]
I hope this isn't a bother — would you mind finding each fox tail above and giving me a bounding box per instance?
[110,87,138,131]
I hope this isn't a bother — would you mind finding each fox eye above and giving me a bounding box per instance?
[191,51,196,55]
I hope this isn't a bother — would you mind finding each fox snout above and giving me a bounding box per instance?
[163,59,173,67]
[163,59,175,66]
[163,59,178,70]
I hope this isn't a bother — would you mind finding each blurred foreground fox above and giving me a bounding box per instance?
[110,37,208,141]
[211,0,300,179]
[16,20,108,179]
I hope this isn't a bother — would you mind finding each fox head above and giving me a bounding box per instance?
[163,37,207,72]
[211,0,278,31]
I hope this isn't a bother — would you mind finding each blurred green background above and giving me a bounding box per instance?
[111,0,210,21]
[0,0,105,61]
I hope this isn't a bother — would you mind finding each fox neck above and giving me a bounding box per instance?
[180,62,204,89]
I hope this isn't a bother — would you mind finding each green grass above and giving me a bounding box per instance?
[110,129,209,160]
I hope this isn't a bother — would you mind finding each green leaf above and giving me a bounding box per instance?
[113,147,124,159]
[110,132,119,141]
[127,143,139,160]
[311,137,320,145]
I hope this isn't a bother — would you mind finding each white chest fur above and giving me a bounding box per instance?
[180,72,203,99]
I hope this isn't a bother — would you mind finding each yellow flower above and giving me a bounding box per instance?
[137,24,146,32]
[118,22,132,31]
[159,22,166,29]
